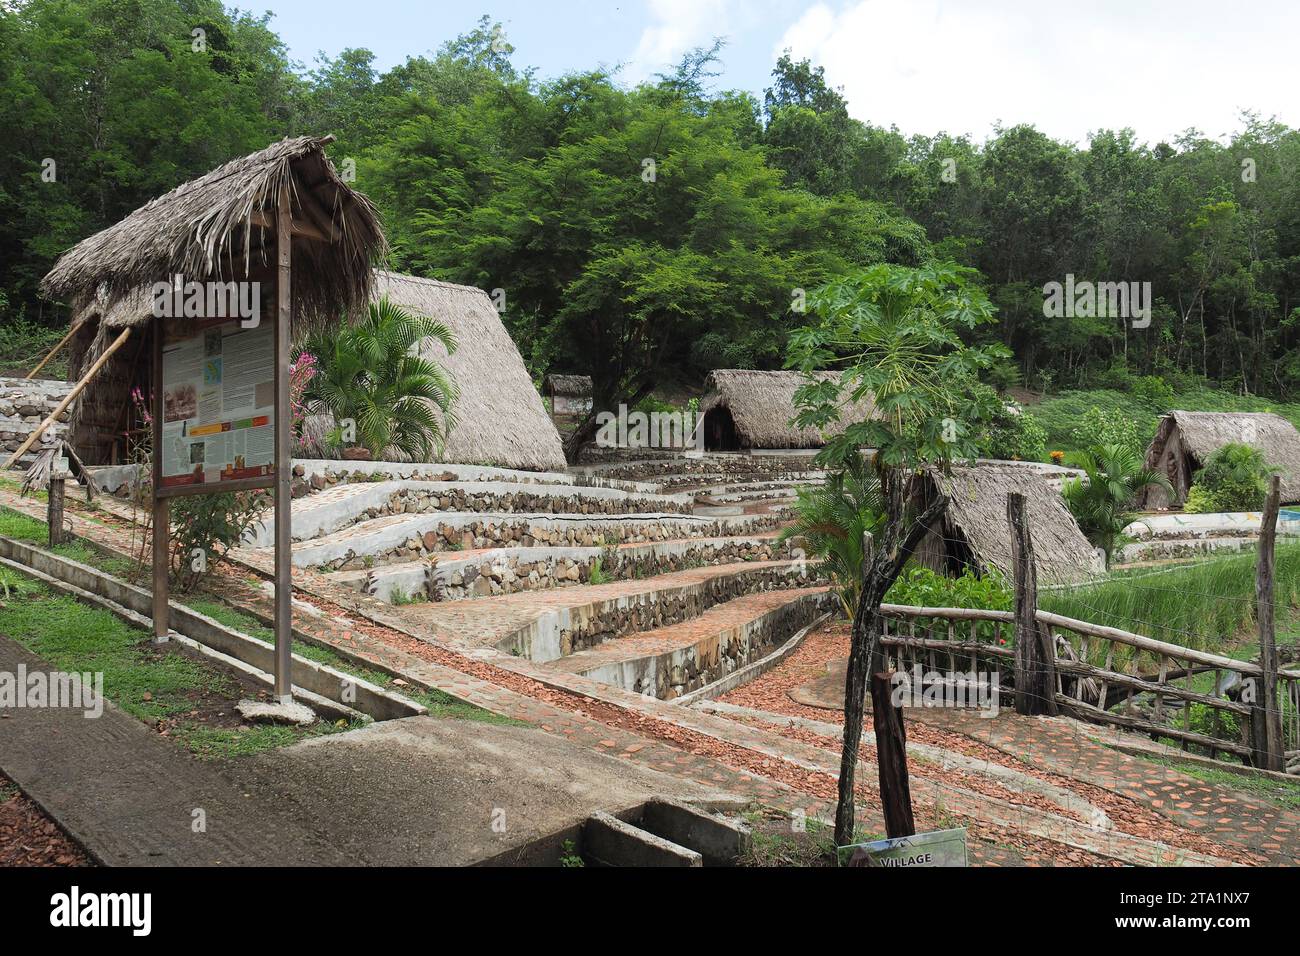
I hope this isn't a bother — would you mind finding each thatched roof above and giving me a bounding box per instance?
[1147,411,1300,502]
[370,272,565,472]
[700,369,877,449]
[42,135,385,329]
[544,374,592,397]
[924,463,1102,584]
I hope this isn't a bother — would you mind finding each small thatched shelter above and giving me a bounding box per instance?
[370,272,565,471]
[1141,411,1300,507]
[699,369,877,452]
[913,463,1102,585]
[42,135,386,464]
[544,374,593,418]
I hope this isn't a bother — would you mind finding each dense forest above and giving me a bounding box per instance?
[4,0,1300,416]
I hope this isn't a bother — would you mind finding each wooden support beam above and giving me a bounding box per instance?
[273,183,293,701]
[3,327,131,470]
[1254,474,1286,772]
[871,669,915,839]
[1009,492,1057,716]
[249,209,330,243]
[26,319,85,380]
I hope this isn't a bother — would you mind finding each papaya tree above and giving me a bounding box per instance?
[787,260,1006,847]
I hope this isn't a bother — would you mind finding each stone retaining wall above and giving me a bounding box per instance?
[0,377,72,459]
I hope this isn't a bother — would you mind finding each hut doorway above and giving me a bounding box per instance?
[703,407,740,452]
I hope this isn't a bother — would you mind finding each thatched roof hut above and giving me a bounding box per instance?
[1142,411,1300,507]
[370,272,565,472]
[544,374,593,419]
[544,375,592,398]
[914,463,1103,584]
[699,369,877,451]
[43,136,386,464]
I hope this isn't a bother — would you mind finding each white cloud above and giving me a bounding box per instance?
[776,0,1300,144]
[626,0,733,83]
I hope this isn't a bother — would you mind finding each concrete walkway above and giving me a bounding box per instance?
[0,633,349,866]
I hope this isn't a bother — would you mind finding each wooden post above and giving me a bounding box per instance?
[47,476,65,546]
[273,184,294,702]
[870,668,915,839]
[835,530,876,846]
[151,316,169,644]
[1252,475,1285,771]
[1009,492,1057,716]
[2,327,132,470]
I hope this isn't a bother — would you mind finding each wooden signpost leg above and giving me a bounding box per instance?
[273,184,293,702]
[47,477,65,547]
[151,316,169,644]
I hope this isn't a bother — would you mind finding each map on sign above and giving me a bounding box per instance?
[158,319,275,489]
[838,827,968,868]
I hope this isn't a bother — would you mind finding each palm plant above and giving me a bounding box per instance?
[778,457,885,618]
[1061,443,1172,568]
[301,296,459,461]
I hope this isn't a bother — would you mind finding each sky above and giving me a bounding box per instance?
[260,0,1300,145]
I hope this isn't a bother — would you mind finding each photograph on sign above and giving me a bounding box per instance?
[158,319,276,489]
[838,828,968,868]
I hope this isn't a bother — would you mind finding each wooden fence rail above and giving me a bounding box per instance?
[877,603,1300,770]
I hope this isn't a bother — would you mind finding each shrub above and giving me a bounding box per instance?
[1182,485,1220,514]
[1070,405,1144,455]
[884,566,1013,643]
[978,407,1047,462]
[169,492,270,592]
[1187,443,1270,513]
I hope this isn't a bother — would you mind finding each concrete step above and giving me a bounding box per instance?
[582,811,702,867]
[390,560,819,661]
[274,510,782,571]
[539,586,831,699]
[327,534,795,604]
[580,800,753,866]
[245,479,695,548]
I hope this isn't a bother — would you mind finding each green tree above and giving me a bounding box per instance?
[301,296,459,461]
[787,260,1005,847]
[1061,444,1172,566]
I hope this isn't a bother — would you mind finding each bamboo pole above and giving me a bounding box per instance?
[25,319,85,380]
[3,327,131,470]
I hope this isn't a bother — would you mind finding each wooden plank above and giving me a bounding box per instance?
[1009,492,1056,716]
[1058,697,1252,757]
[1052,658,1251,715]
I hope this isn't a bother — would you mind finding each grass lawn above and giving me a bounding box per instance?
[0,503,523,728]
[0,568,363,758]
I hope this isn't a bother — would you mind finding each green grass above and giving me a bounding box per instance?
[1042,544,1300,654]
[182,597,521,725]
[0,509,48,543]
[0,780,17,802]
[0,580,357,757]
[1147,757,1300,808]
[1033,384,1300,458]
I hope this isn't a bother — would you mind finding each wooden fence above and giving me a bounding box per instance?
[877,604,1300,768]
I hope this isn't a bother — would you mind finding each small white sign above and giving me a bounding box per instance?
[839,827,968,867]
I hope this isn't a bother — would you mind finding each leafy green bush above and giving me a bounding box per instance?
[885,565,1013,611]
[169,492,270,592]
[1182,485,1220,514]
[978,408,1047,461]
[885,566,1013,643]
[1187,443,1270,513]
[1070,405,1144,455]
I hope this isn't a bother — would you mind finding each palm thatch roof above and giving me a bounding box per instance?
[916,463,1102,585]
[699,369,877,449]
[544,374,593,397]
[369,272,565,472]
[42,135,385,328]
[1143,410,1300,505]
